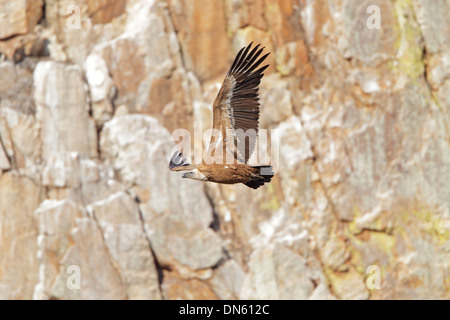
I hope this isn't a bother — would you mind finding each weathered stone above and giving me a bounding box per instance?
[299,0,331,48]
[224,0,267,33]
[149,225,224,271]
[412,0,450,54]
[0,172,43,299]
[33,199,85,299]
[338,0,398,65]
[264,0,303,47]
[0,145,9,170]
[97,38,145,98]
[87,0,127,25]
[0,0,449,301]
[0,107,40,174]
[84,52,116,126]
[48,217,128,299]
[100,115,223,273]
[210,260,246,300]
[162,273,218,300]
[320,235,350,271]
[0,59,36,115]
[88,191,161,299]
[41,152,103,188]
[308,283,337,300]
[34,61,98,161]
[259,75,294,127]
[276,115,314,171]
[240,246,314,299]
[0,61,17,93]
[43,0,129,64]
[168,0,230,82]
[329,268,369,300]
[274,40,313,77]
[424,52,450,90]
[0,0,44,39]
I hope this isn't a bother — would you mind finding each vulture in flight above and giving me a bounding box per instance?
[169,42,274,189]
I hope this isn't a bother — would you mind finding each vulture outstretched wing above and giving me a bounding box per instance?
[207,42,269,164]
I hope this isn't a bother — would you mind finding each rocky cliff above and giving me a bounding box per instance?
[0,0,449,299]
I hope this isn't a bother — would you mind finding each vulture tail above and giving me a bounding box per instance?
[244,165,274,189]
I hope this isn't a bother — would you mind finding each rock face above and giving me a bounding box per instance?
[34,61,98,162]
[0,0,449,300]
[0,0,44,40]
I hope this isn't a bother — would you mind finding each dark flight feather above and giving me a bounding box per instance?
[209,42,270,164]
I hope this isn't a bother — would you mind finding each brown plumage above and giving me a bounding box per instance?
[169,42,274,189]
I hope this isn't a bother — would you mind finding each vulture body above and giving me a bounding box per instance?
[169,42,274,189]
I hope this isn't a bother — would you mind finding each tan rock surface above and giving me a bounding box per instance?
[0,0,448,300]
[0,0,44,40]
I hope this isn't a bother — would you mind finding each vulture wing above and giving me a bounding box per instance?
[207,42,269,164]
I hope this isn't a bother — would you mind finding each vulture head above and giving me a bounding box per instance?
[181,169,207,181]
[168,151,207,181]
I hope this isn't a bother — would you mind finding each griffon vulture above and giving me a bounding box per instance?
[169,42,274,189]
